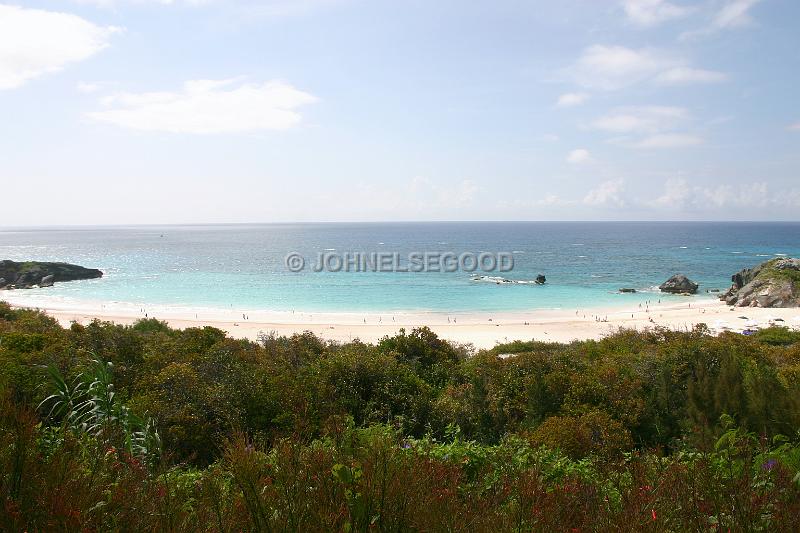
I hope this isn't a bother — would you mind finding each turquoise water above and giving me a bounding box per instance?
[1,222,798,313]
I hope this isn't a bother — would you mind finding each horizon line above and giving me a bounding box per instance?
[2,219,800,230]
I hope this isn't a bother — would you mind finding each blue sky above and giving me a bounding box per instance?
[1,0,798,224]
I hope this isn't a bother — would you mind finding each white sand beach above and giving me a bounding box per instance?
[3,294,799,349]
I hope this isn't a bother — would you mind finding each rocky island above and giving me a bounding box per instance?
[722,257,800,307]
[0,260,103,290]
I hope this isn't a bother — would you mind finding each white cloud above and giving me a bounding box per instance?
[649,179,798,211]
[681,0,763,40]
[88,79,318,133]
[569,45,675,90]
[713,0,762,29]
[778,190,800,208]
[621,0,691,27]
[704,182,769,208]
[633,133,704,148]
[566,148,591,164]
[655,67,728,85]
[651,178,692,208]
[590,106,688,133]
[537,194,563,206]
[788,122,800,131]
[566,44,727,90]
[556,92,589,108]
[0,5,118,90]
[583,179,626,207]
[589,107,704,149]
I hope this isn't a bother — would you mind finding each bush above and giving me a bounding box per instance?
[529,410,632,459]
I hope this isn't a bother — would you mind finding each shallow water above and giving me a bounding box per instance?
[1,222,798,313]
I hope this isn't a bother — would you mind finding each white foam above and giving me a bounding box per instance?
[469,275,542,285]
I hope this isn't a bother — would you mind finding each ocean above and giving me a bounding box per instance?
[1,222,799,314]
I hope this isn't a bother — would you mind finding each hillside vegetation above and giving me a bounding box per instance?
[2,301,800,531]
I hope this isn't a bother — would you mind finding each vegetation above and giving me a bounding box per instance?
[2,300,800,531]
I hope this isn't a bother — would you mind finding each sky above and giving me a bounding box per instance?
[1,0,799,225]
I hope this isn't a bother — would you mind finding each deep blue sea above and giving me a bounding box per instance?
[1,222,798,313]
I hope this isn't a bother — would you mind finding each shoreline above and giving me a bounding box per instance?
[3,293,800,348]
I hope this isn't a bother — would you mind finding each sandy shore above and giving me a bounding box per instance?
[3,293,800,349]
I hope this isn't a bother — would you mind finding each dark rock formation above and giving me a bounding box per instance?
[722,258,800,307]
[659,274,699,294]
[535,274,546,285]
[0,260,102,290]
[619,288,637,293]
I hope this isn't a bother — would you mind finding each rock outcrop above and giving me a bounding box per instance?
[722,258,800,307]
[659,274,699,294]
[0,260,103,290]
[535,274,546,285]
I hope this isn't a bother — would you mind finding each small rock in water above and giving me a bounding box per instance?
[659,274,699,294]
